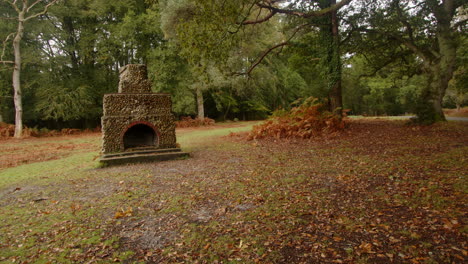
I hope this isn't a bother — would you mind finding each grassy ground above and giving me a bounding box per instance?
[0,120,466,263]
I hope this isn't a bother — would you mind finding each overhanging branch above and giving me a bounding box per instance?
[24,0,58,21]
[243,41,288,76]
[0,17,17,20]
[26,0,43,13]
[242,10,277,25]
[6,0,21,13]
[235,23,310,76]
[357,57,396,79]
[358,27,435,63]
[256,0,352,19]
[387,33,436,63]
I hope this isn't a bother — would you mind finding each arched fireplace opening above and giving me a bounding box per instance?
[123,124,157,149]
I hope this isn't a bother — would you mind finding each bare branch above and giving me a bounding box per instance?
[242,10,277,25]
[236,23,310,75]
[256,2,306,17]
[244,41,288,75]
[0,61,15,64]
[6,0,21,13]
[24,0,58,21]
[1,33,15,63]
[0,17,18,20]
[26,0,43,13]
[235,1,257,24]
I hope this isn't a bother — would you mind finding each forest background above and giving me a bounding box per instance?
[0,0,466,133]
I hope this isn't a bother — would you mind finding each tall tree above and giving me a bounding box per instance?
[30,0,164,127]
[0,0,58,137]
[162,0,352,116]
[355,0,466,122]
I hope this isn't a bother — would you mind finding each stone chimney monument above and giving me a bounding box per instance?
[99,64,188,166]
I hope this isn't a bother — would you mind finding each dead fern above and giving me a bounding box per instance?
[248,97,346,140]
[0,122,97,139]
[176,116,215,128]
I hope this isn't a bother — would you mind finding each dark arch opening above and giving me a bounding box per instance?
[123,124,156,149]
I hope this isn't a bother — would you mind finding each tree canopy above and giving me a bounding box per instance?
[0,0,466,131]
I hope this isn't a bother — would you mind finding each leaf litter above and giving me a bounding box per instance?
[0,119,466,263]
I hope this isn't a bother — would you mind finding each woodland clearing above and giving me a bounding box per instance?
[0,120,466,263]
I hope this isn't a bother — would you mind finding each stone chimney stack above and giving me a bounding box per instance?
[118,64,152,93]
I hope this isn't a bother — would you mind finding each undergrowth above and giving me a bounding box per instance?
[175,116,215,128]
[0,122,99,139]
[248,97,346,140]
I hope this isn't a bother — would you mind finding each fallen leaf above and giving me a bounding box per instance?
[114,207,133,219]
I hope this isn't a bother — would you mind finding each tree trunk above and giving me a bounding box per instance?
[63,16,79,70]
[429,68,447,121]
[436,22,456,119]
[223,103,231,121]
[418,0,457,123]
[319,0,343,116]
[329,2,342,116]
[196,86,204,120]
[13,12,24,138]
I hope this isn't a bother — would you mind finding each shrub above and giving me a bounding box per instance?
[0,122,15,138]
[248,97,346,140]
[176,116,215,128]
[0,123,97,139]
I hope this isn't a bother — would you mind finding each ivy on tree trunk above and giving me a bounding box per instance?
[318,0,343,116]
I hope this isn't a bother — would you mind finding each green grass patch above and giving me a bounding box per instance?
[0,151,98,188]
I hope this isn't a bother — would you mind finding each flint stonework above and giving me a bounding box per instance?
[118,64,152,94]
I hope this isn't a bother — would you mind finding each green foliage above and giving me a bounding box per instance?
[343,55,426,116]
[445,65,468,108]
[161,0,250,64]
[148,43,197,116]
[286,40,328,99]
[446,35,468,109]
[349,0,465,122]
[35,84,95,121]
[1,0,166,127]
[0,0,464,128]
